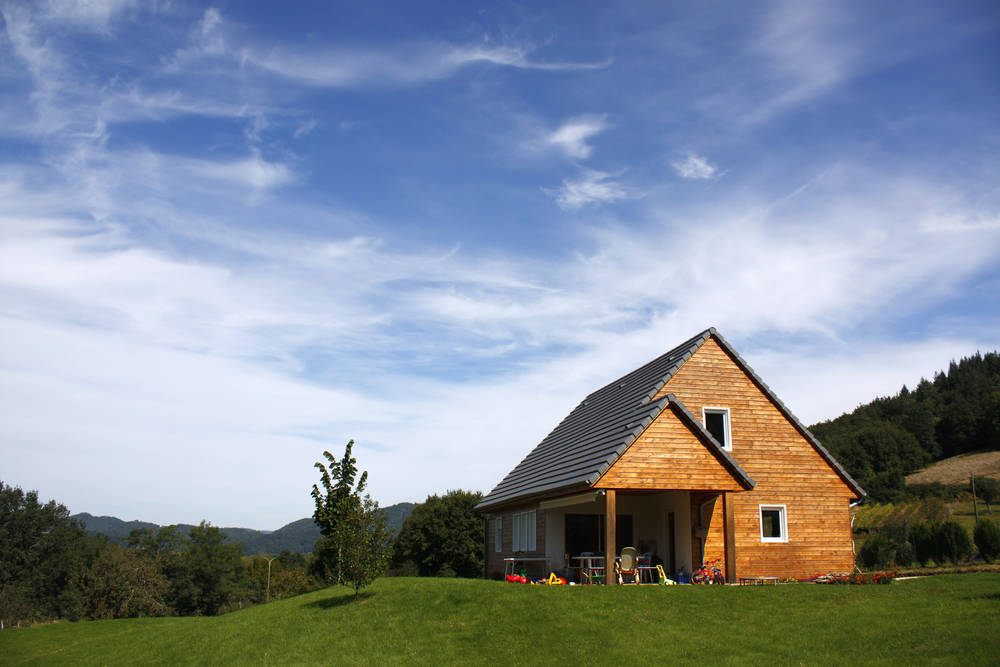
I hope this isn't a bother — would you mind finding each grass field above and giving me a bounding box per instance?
[3,574,999,665]
[905,451,1000,486]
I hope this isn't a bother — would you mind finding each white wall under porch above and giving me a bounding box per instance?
[542,490,694,578]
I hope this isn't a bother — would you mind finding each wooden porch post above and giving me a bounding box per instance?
[723,492,736,583]
[605,489,617,586]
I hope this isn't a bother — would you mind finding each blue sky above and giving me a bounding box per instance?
[1,1,998,529]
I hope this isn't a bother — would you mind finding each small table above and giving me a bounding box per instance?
[504,557,550,579]
[739,576,779,586]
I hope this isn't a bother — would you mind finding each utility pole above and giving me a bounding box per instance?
[266,556,278,603]
[971,474,979,522]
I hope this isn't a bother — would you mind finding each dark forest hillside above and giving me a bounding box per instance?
[73,502,416,556]
[809,351,1000,500]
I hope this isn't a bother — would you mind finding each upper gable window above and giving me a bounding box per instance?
[703,407,732,451]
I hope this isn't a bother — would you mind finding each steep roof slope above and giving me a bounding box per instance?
[476,328,864,511]
[477,330,712,510]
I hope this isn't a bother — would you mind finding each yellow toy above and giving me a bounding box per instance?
[656,565,677,585]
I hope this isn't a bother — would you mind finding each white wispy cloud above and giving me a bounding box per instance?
[1,1,997,529]
[255,42,607,88]
[671,153,718,179]
[544,115,608,160]
[544,169,632,210]
[40,0,136,33]
[187,151,295,191]
[293,119,318,139]
[3,155,1000,525]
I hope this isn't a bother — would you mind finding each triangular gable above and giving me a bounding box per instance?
[594,395,755,492]
[686,331,865,499]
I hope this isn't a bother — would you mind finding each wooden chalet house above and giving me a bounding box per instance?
[476,328,865,583]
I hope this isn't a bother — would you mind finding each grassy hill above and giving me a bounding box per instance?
[72,502,416,556]
[905,451,1000,486]
[2,575,999,664]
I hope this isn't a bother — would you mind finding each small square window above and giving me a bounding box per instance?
[759,505,788,543]
[703,407,731,450]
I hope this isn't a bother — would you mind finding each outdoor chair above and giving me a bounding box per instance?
[616,547,640,585]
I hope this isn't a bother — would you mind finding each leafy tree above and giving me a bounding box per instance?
[169,521,242,616]
[312,440,367,586]
[975,477,999,514]
[974,520,1000,563]
[0,481,98,626]
[311,441,391,599]
[126,525,186,557]
[392,490,484,578]
[79,545,169,619]
[810,351,1000,500]
[338,493,392,599]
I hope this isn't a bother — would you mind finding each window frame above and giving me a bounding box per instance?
[494,516,503,553]
[759,504,788,543]
[702,406,732,451]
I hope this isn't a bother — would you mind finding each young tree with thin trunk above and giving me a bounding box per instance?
[311,441,390,598]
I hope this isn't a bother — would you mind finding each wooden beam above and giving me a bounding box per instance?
[605,489,617,586]
[723,492,736,583]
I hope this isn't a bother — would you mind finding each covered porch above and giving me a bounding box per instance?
[538,488,737,585]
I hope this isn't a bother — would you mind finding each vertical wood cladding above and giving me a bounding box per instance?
[595,408,744,491]
[659,337,856,578]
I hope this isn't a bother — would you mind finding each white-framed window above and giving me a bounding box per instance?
[494,516,503,553]
[759,505,788,543]
[512,510,536,552]
[703,407,732,451]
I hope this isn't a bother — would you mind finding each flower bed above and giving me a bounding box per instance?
[808,570,899,584]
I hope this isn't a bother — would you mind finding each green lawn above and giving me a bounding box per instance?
[3,574,999,665]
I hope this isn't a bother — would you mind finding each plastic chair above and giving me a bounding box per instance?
[616,547,640,585]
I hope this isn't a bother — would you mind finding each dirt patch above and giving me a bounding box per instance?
[906,451,1000,486]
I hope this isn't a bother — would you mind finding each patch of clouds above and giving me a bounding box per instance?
[544,115,608,160]
[544,169,633,210]
[40,0,136,33]
[3,157,1000,525]
[671,153,718,180]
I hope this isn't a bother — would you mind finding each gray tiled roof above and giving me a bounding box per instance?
[476,328,865,511]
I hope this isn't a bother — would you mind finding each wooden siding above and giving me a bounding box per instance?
[659,336,855,577]
[484,508,548,579]
[594,408,744,491]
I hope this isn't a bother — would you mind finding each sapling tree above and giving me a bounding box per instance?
[977,478,999,514]
[311,440,391,598]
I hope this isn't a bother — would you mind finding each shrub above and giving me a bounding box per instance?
[974,519,1000,563]
[894,540,915,568]
[933,520,972,564]
[859,534,894,569]
[912,522,935,566]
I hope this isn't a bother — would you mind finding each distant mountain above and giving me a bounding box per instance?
[72,502,416,556]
